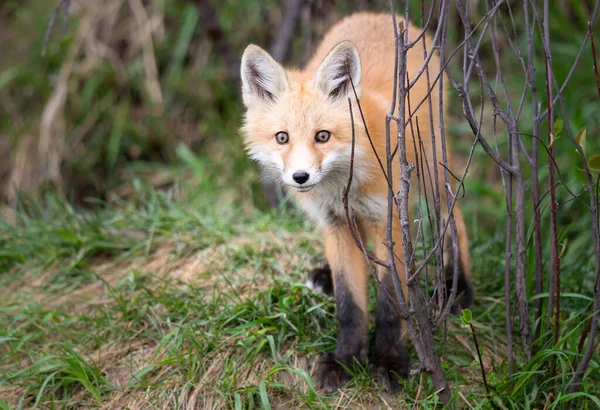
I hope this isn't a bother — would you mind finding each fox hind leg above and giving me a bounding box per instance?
[371,274,409,391]
[442,205,473,312]
[444,252,473,313]
[306,264,334,296]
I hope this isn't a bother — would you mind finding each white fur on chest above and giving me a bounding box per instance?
[298,188,387,228]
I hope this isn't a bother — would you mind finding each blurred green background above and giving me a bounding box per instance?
[2,0,599,289]
[2,0,600,313]
[1,0,598,209]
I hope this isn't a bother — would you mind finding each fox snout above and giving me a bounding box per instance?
[292,171,310,185]
[283,168,320,192]
[281,147,323,190]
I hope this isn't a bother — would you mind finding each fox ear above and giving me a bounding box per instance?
[315,41,361,100]
[241,45,289,106]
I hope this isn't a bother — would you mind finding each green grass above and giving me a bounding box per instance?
[0,177,598,409]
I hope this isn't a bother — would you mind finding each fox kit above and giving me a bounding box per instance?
[240,13,473,392]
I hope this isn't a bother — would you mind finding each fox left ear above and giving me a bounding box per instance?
[241,45,289,106]
[315,41,362,100]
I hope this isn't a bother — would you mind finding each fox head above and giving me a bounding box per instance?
[240,41,365,194]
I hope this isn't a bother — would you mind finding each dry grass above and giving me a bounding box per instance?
[0,0,212,205]
[0,215,495,409]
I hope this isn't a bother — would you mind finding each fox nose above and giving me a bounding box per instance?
[292,171,310,185]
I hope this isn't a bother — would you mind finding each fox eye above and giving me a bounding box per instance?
[315,130,331,143]
[275,131,289,144]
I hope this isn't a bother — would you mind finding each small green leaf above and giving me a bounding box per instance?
[559,239,568,258]
[553,116,564,135]
[106,102,129,171]
[234,393,242,410]
[558,392,600,407]
[461,308,473,326]
[492,396,510,410]
[588,155,600,171]
[576,127,586,155]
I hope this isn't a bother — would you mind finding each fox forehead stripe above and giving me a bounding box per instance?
[284,144,321,171]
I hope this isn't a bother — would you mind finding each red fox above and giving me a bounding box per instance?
[240,12,472,392]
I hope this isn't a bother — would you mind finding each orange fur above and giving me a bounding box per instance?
[240,11,474,391]
[240,12,471,295]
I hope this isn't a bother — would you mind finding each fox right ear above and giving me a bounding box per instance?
[315,41,361,100]
[241,45,289,106]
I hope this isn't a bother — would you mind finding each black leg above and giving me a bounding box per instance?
[315,274,367,392]
[306,264,334,296]
[444,258,473,313]
[371,275,409,392]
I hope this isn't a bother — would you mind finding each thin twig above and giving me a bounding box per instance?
[589,21,600,100]
[568,1,600,392]
[411,371,425,409]
[469,323,491,398]
[539,0,561,376]
[343,97,390,270]
[270,0,303,63]
[524,0,544,353]
[537,0,600,122]
[349,81,395,193]
[434,0,462,322]
[454,0,532,359]
[391,1,450,399]
[542,393,553,410]
[42,0,72,56]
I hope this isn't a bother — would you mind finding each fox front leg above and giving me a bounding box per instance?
[314,225,368,392]
[369,222,409,392]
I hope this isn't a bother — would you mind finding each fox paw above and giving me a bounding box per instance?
[371,347,409,392]
[314,352,353,392]
[306,264,333,296]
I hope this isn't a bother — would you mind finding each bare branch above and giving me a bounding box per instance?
[537,0,600,122]
[390,1,450,400]
[270,0,303,63]
[454,0,532,358]
[42,0,72,56]
[589,21,600,100]
[343,96,391,270]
